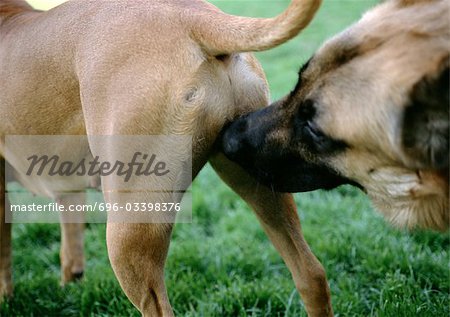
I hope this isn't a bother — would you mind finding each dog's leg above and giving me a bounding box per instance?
[107,223,174,317]
[0,158,12,301]
[58,194,85,285]
[210,153,333,317]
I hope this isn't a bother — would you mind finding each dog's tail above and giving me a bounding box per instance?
[193,0,321,55]
[0,0,33,25]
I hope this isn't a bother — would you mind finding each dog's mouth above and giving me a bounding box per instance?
[359,166,449,231]
[364,167,448,199]
[240,156,356,192]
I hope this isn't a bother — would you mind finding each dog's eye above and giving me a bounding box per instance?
[294,101,348,154]
[301,120,347,154]
[304,120,325,142]
[294,109,324,144]
[295,99,324,142]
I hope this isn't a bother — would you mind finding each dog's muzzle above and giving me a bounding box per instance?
[221,110,357,192]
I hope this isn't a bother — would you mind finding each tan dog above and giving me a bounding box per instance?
[0,0,339,316]
[222,0,449,230]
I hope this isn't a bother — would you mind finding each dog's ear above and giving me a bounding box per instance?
[401,57,449,169]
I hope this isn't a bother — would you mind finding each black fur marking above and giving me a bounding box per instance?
[331,45,360,69]
[402,61,449,169]
[291,58,312,96]
[290,45,360,97]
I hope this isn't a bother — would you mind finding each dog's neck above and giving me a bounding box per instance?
[0,0,33,26]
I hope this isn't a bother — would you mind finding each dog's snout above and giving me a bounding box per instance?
[222,131,242,159]
[235,118,248,133]
[222,117,252,161]
[221,107,279,165]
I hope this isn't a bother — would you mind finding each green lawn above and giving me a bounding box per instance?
[2,1,449,316]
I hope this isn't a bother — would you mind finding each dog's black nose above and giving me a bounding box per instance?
[222,116,257,166]
[222,119,245,160]
[221,106,279,167]
[222,134,241,159]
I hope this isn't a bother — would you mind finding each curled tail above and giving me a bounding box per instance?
[192,0,322,55]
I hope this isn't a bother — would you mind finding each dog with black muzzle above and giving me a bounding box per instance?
[222,0,449,231]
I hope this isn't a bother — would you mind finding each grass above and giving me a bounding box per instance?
[2,1,449,316]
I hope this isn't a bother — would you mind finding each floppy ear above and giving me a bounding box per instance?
[401,57,449,169]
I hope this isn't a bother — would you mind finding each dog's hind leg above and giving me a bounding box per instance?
[107,223,174,317]
[210,153,333,317]
[0,158,12,301]
[58,193,85,285]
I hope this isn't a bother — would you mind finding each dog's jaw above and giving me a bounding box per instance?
[363,167,449,231]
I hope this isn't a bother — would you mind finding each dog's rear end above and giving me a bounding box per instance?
[0,1,339,316]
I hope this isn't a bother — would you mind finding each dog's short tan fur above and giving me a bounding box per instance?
[222,0,449,230]
[0,0,337,316]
